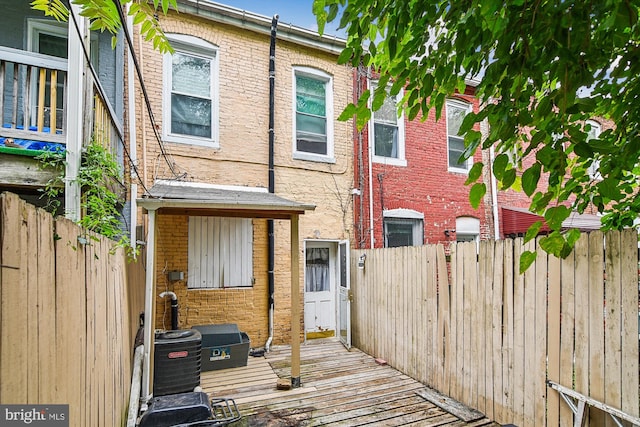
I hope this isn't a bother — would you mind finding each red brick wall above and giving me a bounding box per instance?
[354,81,491,248]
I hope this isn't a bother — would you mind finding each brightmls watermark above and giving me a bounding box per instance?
[1,405,68,426]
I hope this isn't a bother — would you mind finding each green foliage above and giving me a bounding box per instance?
[30,0,176,54]
[37,142,135,257]
[314,0,640,261]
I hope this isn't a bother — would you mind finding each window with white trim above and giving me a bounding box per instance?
[586,120,602,179]
[163,34,218,147]
[27,19,98,131]
[447,99,472,172]
[293,67,334,162]
[187,217,253,289]
[456,216,480,244]
[383,209,424,247]
[371,82,405,166]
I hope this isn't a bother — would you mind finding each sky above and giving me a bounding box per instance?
[212,0,346,38]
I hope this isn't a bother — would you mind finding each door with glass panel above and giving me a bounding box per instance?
[337,240,351,348]
[304,241,336,339]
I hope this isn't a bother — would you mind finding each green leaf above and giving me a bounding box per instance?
[539,232,573,258]
[519,251,537,274]
[521,163,541,196]
[524,221,543,243]
[337,103,358,121]
[544,205,571,230]
[134,11,147,25]
[408,103,421,121]
[372,88,387,111]
[312,0,327,35]
[337,47,353,64]
[469,183,486,209]
[465,162,484,185]
[502,168,516,189]
[565,228,582,247]
[493,153,509,180]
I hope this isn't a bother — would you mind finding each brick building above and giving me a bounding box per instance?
[353,69,496,249]
[132,1,354,351]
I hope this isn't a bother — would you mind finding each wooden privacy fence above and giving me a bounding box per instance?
[0,192,145,426]
[351,231,639,426]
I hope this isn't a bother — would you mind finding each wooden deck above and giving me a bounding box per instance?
[202,339,499,426]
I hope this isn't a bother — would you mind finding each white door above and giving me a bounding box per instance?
[304,241,336,339]
[337,240,351,348]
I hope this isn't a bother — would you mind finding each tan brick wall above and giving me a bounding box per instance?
[139,11,354,346]
[153,215,271,345]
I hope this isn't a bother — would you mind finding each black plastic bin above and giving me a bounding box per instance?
[192,324,250,371]
[139,391,211,427]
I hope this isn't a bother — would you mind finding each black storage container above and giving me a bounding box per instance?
[192,324,250,371]
[138,391,211,427]
[153,329,202,396]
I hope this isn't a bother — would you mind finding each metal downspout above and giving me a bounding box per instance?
[266,14,279,353]
[126,9,138,256]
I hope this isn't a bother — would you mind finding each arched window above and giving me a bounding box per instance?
[456,216,480,243]
[383,209,424,247]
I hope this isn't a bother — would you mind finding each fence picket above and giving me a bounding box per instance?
[0,193,144,427]
[546,252,561,426]
[604,230,622,427]
[491,240,504,422]
[347,229,638,427]
[512,238,526,426]
[588,231,606,426]
[559,241,577,425]
[620,230,639,418]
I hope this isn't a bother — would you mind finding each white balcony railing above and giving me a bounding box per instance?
[0,46,67,147]
[0,45,123,158]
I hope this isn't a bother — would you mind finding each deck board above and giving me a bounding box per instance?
[202,339,499,426]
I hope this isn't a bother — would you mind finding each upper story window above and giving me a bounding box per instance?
[371,82,406,166]
[293,67,334,162]
[163,34,218,147]
[446,99,472,173]
[585,120,602,179]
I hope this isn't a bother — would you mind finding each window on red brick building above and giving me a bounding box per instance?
[446,99,472,172]
[371,82,406,167]
[585,120,602,180]
[383,209,424,247]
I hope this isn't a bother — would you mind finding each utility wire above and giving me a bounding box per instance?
[66,1,151,195]
[111,0,181,178]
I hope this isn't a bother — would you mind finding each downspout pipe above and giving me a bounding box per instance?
[126,7,138,257]
[266,14,279,353]
[159,291,178,330]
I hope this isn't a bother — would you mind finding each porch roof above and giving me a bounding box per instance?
[138,180,310,398]
[137,180,315,219]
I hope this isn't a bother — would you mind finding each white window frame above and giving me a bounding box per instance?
[26,19,98,131]
[163,34,219,148]
[383,209,424,247]
[187,216,253,289]
[456,216,480,250]
[292,66,335,163]
[370,81,406,167]
[585,120,602,180]
[446,99,473,173]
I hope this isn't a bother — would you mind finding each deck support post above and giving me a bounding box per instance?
[290,214,301,387]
